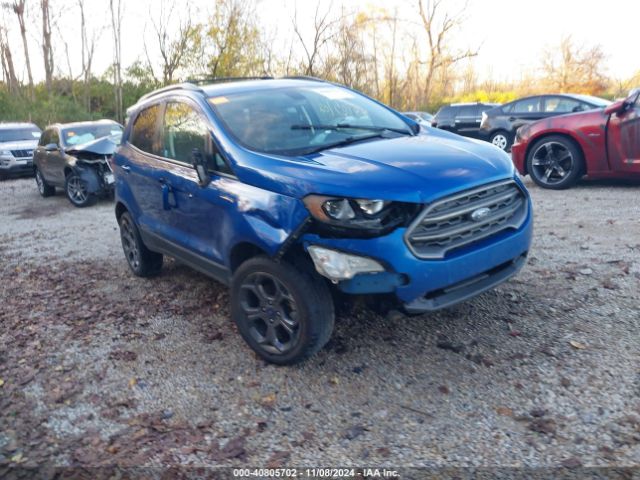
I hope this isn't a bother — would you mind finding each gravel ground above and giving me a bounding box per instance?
[0,175,639,470]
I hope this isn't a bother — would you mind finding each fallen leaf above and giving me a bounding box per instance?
[259,393,276,408]
[569,341,587,350]
[496,406,513,417]
[329,376,339,386]
[0,379,4,387]
[128,377,138,388]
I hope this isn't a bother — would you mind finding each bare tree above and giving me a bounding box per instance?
[109,0,124,123]
[292,1,336,76]
[542,36,608,94]
[41,0,54,93]
[78,0,100,111]
[417,0,477,105]
[3,0,34,99]
[0,25,18,92]
[145,0,197,85]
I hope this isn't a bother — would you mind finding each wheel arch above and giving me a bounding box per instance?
[115,201,128,221]
[523,132,586,175]
[229,241,270,273]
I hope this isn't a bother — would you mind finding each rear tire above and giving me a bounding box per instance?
[231,256,334,365]
[118,211,163,277]
[526,135,584,190]
[65,171,96,207]
[35,168,55,197]
[490,130,512,151]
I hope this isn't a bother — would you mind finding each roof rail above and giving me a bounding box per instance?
[282,75,326,82]
[185,76,273,85]
[138,82,203,102]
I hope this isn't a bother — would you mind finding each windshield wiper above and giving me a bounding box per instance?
[297,132,386,155]
[291,123,412,135]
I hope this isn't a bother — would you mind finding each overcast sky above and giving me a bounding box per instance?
[2,0,638,83]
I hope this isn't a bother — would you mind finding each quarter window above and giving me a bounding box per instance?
[131,104,161,155]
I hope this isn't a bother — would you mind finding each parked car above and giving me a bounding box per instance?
[431,103,500,140]
[403,111,433,125]
[114,78,533,364]
[480,94,611,151]
[33,120,123,207]
[0,122,41,179]
[511,89,640,189]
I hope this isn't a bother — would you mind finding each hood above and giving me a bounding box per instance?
[236,131,515,203]
[65,136,119,156]
[0,139,39,151]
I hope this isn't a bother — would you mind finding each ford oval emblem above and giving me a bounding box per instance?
[470,207,491,222]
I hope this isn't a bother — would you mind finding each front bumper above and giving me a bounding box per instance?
[0,156,33,174]
[510,141,527,175]
[302,196,533,312]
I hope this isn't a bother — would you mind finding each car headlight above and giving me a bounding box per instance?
[307,245,385,282]
[0,150,12,157]
[303,195,418,236]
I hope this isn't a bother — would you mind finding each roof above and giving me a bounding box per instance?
[48,119,121,130]
[134,77,329,107]
[0,122,40,129]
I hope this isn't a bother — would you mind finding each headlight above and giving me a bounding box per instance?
[303,194,419,236]
[308,246,385,282]
[0,150,12,157]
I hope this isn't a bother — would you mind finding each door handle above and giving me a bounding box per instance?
[508,117,516,121]
[121,165,131,172]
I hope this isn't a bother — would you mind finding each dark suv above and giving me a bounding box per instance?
[480,94,611,151]
[431,103,500,139]
[115,78,532,364]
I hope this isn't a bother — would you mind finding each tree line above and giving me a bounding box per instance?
[1,0,638,128]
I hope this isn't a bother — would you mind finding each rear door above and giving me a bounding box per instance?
[507,97,544,130]
[607,92,640,173]
[454,105,480,137]
[118,103,171,237]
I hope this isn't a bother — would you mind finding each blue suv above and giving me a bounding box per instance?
[114,78,533,364]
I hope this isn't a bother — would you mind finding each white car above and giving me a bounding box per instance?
[0,122,41,178]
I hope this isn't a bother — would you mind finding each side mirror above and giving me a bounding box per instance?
[604,100,626,116]
[191,148,209,187]
[44,143,58,152]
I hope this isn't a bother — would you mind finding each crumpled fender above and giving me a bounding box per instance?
[73,164,102,194]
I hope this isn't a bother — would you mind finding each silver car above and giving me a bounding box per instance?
[0,122,42,178]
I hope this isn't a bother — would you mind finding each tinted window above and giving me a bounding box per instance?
[512,98,541,114]
[131,104,161,155]
[0,126,41,143]
[459,106,477,117]
[163,102,231,174]
[436,106,454,119]
[543,97,585,113]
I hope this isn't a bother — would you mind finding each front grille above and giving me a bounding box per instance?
[11,149,33,159]
[405,180,528,259]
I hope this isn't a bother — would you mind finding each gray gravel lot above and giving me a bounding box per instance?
[0,175,639,469]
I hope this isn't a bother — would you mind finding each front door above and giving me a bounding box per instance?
[607,92,640,173]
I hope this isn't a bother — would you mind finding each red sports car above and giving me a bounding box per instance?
[511,89,640,189]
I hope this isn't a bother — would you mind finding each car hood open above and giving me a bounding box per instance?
[66,136,119,156]
[239,132,516,203]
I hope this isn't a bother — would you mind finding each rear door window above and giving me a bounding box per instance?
[131,104,162,155]
[543,97,584,113]
[512,98,541,114]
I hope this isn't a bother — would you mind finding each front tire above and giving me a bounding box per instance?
[526,135,584,190]
[65,171,96,207]
[490,130,512,151]
[118,212,163,277]
[231,256,334,365]
[35,167,55,197]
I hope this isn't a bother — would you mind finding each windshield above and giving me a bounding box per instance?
[0,127,41,143]
[62,124,123,146]
[208,85,411,155]
[573,95,611,107]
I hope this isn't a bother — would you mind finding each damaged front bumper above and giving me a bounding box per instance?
[301,206,533,312]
